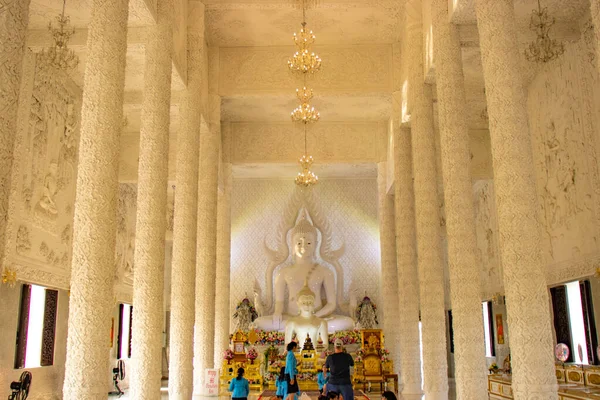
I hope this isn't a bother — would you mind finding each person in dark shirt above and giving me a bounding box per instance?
[324,339,354,400]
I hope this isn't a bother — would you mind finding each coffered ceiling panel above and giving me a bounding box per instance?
[221,94,392,121]
[205,1,401,47]
[450,0,588,25]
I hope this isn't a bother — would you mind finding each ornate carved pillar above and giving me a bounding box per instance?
[394,126,422,395]
[377,162,399,368]
[0,0,30,263]
[474,0,558,398]
[130,0,173,398]
[213,160,232,367]
[405,0,448,398]
[62,1,129,398]
[169,9,203,400]
[591,1,600,75]
[193,92,221,395]
[430,0,488,398]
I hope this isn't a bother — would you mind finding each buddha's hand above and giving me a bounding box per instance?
[273,313,282,327]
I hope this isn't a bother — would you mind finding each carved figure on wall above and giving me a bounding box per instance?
[16,225,31,255]
[114,184,137,285]
[37,162,59,215]
[543,123,578,230]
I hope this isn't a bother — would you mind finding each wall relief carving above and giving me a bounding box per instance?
[527,38,600,270]
[3,52,81,290]
[473,180,503,298]
[114,183,137,288]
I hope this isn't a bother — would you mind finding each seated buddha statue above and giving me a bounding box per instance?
[284,282,329,349]
[253,217,354,332]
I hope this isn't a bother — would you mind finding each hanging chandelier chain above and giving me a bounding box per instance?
[524,0,564,63]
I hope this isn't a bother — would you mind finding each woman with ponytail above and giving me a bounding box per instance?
[229,367,250,400]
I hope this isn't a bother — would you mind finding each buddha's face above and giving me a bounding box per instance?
[293,232,316,260]
[297,294,316,314]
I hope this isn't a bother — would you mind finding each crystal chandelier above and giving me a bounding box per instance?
[295,154,319,187]
[39,0,79,71]
[524,0,565,63]
[290,0,320,188]
[291,87,320,123]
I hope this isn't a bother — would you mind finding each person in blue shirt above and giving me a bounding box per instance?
[284,341,299,400]
[276,366,287,399]
[229,367,250,400]
[317,365,329,394]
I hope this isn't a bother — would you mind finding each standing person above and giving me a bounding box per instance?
[381,391,397,400]
[325,339,354,400]
[317,365,329,394]
[276,366,287,399]
[285,341,299,400]
[229,368,250,400]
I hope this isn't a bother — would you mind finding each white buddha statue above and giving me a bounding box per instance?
[284,282,329,349]
[253,217,354,332]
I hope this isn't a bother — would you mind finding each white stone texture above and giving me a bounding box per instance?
[169,31,203,400]
[377,162,400,368]
[0,0,30,265]
[130,0,173,398]
[193,120,221,394]
[62,0,129,398]
[430,0,488,398]
[592,0,600,76]
[405,0,448,398]
[527,38,600,281]
[474,0,559,398]
[214,162,232,367]
[393,126,422,395]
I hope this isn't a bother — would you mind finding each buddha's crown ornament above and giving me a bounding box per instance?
[293,216,318,238]
[298,280,316,300]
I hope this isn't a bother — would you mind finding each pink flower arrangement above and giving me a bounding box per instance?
[355,349,365,362]
[328,330,361,345]
[246,347,259,360]
[379,348,390,362]
[224,349,234,361]
[229,330,285,346]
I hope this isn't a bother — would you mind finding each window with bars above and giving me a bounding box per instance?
[14,284,59,369]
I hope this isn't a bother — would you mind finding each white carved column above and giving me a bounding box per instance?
[394,126,422,395]
[169,13,203,400]
[431,0,487,398]
[213,160,232,367]
[130,0,173,398]
[405,0,448,398]
[476,0,557,399]
[0,0,30,263]
[591,0,600,75]
[193,93,221,396]
[377,162,399,369]
[474,0,558,397]
[62,1,129,399]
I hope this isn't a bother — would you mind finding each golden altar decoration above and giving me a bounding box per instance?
[488,364,600,399]
[220,330,263,392]
[353,329,395,392]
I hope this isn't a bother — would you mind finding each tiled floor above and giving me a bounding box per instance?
[111,382,457,400]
